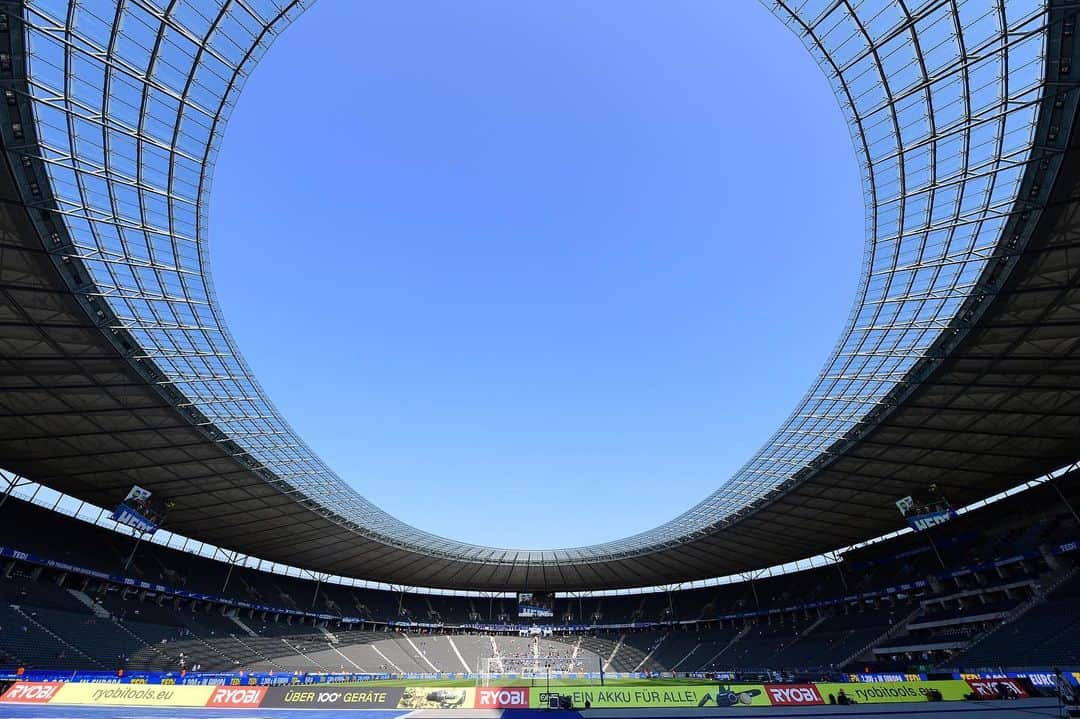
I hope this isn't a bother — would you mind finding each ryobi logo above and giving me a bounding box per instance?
[0,683,63,704]
[206,686,267,707]
[476,688,529,708]
[765,685,823,705]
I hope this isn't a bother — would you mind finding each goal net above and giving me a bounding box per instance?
[476,654,599,687]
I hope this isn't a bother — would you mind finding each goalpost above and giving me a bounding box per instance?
[476,654,600,687]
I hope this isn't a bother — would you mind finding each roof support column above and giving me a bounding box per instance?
[826,552,848,592]
[310,572,330,610]
[1049,466,1080,525]
[218,549,246,594]
[661,583,681,623]
[739,570,767,611]
[0,471,31,511]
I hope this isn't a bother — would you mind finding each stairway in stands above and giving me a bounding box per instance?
[950,567,1080,668]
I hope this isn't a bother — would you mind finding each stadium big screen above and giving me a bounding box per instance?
[517,592,554,618]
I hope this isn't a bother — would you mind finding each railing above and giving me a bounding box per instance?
[947,564,1080,664]
[839,604,923,669]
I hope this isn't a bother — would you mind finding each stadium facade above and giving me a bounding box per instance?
[0,0,1078,591]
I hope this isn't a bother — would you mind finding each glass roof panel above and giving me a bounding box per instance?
[17,0,1053,567]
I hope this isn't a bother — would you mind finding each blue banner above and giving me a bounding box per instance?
[0,670,394,686]
[906,508,957,531]
[109,504,159,535]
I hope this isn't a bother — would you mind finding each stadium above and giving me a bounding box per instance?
[0,0,1079,717]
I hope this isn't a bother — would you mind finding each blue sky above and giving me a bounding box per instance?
[209,0,862,549]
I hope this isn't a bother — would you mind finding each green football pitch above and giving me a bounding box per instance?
[329,678,719,688]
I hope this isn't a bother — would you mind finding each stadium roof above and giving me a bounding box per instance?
[0,0,1079,590]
